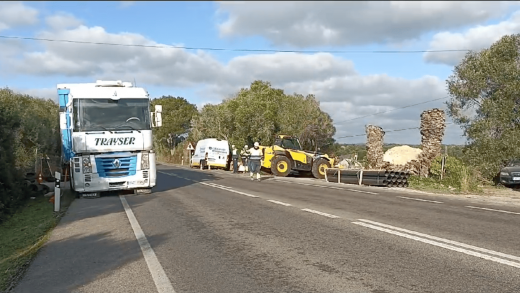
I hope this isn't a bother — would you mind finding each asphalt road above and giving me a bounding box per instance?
[132,164,520,293]
[14,164,520,293]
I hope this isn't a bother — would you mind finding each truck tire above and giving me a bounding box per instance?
[271,156,291,177]
[312,158,331,180]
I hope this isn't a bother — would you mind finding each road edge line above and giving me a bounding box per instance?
[119,195,176,293]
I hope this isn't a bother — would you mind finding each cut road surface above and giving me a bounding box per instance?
[14,164,520,293]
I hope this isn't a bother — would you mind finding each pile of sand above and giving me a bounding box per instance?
[383,145,423,166]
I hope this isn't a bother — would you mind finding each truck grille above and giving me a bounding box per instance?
[95,156,137,178]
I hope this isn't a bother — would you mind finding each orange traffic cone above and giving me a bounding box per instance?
[37,172,43,184]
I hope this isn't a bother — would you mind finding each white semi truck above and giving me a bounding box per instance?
[58,80,163,198]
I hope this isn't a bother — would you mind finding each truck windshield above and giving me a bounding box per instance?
[73,98,151,132]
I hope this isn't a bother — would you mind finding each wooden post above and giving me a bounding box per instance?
[324,168,328,182]
[441,145,448,180]
[441,156,445,180]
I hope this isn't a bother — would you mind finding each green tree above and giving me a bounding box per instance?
[446,34,520,179]
[151,96,198,155]
[190,80,336,149]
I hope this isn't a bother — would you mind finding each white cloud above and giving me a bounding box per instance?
[2,22,465,144]
[120,1,136,8]
[424,10,520,66]
[45,12,83,31]
[0,2,39,31]
[216,1,518,48]
[9,25,223,86]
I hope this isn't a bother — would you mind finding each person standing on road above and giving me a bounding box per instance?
[231,145,239,173]
[241,145,250,173]
[249,142,263,181]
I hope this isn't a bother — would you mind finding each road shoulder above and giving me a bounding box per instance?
[12,195,157,293]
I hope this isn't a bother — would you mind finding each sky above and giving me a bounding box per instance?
[1,1,520,145]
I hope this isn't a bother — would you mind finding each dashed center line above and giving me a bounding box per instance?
[267,200,292,206]
[301,208,340,219]
[398,196,443,204]
[273,178,378,195]
[466,206,520,215]
[206,183,233,189]
[200,182,259,198]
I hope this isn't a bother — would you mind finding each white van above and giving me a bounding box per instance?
[190,138,230,169]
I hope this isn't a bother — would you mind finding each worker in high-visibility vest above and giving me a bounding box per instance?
[231,145,239,173]
[249,142,264,181]
[241,145,250,172]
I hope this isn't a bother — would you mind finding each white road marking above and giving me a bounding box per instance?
[200,182,259,198]
[397,196,443,204]
[158,171,178,177]
[466,206,520,215]
[205,182,233,189]
[267,200,292,207]
[301,208,340,219]
[273,178,378,195]
[356,219,520,263]
[353,220,520,269]
[119,195,176,293]
[345,188,378,195]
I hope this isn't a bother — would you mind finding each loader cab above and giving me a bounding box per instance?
[274,136,302,151]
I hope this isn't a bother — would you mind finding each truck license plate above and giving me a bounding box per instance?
[82,192,99,198]
[513,177,520,181]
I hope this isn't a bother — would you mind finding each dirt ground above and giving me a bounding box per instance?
[401,185,520,207]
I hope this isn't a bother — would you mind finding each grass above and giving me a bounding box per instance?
[408,174,485,195]
[0,192,73,292]
[407,176,457,194]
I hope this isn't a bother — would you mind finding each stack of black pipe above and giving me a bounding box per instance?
[325,169,410,187]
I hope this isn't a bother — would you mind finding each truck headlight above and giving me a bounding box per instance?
[500,172,509,176]
[141,152,149,169]
[82,156,92,174]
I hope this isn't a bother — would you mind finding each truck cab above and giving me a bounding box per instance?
[58,80,162,197]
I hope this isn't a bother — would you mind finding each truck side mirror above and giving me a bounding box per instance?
[153,105,163,127]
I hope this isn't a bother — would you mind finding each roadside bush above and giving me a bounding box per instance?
[428,155,482,193]
[0,103,24,222]
[0,88,59,223]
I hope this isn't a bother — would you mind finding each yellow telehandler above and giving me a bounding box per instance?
[259,135,334,179]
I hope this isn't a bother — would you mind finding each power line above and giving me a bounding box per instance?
[0,35,472,54]
[336,122,454,139]
[334,96,450,125]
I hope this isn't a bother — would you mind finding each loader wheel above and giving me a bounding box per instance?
[271,156,291,177]
[312,158,331,180]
